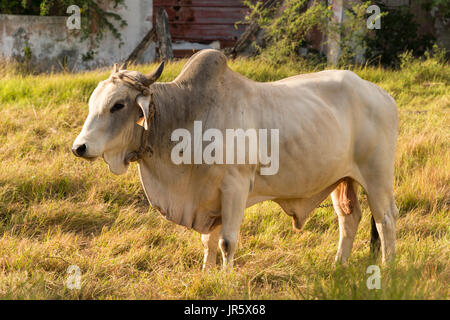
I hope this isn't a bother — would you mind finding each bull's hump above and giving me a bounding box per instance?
[174,49,228,86]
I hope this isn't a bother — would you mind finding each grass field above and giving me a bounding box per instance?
[0,55,448,299]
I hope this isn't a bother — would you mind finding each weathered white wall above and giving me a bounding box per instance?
[0,0,155,71]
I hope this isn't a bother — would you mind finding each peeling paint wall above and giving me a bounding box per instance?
[0,0,155,71]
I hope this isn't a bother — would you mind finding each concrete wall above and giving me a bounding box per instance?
[0,0,155,71]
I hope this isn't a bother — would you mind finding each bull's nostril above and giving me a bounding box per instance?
[74,144,87,157]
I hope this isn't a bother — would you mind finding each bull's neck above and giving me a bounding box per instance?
[146,81,199,162]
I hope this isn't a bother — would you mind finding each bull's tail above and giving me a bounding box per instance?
[370,216,381,259]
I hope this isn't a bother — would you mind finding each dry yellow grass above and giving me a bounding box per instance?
[0,55,448,299]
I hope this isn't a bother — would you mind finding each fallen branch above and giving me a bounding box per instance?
[125,28,157,65]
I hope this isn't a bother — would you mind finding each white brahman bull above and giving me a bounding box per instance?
[72,49,398,269]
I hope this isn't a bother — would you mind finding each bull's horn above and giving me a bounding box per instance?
[111,63,119,74]
[143,61,165,86]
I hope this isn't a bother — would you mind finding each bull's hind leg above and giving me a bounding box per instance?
[365,184,398,264]
[332,178,362,264]
[201,225,221,270]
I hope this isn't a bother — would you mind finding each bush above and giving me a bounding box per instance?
[364,1,436,67]
[242,0,331,66]
[242,0,439,68]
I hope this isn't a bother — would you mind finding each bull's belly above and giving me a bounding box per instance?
[246,195,277,207]
[250,156,352,200]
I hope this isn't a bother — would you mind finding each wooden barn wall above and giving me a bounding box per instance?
[153,0,263,58]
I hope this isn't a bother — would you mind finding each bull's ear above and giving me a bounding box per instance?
[136,95,151,130]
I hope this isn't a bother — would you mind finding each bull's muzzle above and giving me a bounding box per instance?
[72,143,87,157]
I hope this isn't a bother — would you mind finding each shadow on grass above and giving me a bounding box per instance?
[0,174,149,238]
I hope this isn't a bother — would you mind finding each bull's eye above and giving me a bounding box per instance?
[110,103,125,113]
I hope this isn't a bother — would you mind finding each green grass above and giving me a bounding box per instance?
[0,56,449,299]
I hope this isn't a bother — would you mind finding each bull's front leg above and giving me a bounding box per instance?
[218,171,250,270]
[201,225,221,270]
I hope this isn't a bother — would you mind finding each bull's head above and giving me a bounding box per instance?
[72,62,164,174]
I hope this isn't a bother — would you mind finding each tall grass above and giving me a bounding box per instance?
[0,54,448,299]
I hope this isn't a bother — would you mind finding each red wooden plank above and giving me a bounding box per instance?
[154,0,250,8]
[173,49,202,58]
[170,23,245,42]
[172,41,236,57]
[156,6,249,25]
[218,40,237,47]
[165,21,250,25]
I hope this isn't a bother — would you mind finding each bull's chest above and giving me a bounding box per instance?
[136,161,221,233]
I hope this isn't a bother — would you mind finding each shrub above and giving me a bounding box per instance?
[364,1,436,67]
[242,0,439,68]
[242,0,331,65]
